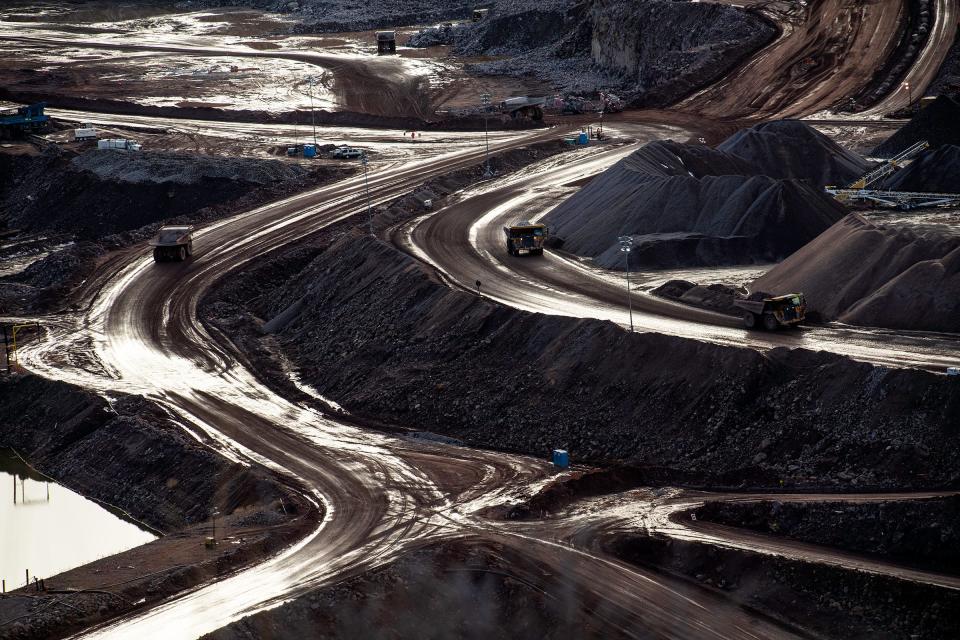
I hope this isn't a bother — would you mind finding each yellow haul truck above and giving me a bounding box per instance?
[734,293,806,330]
[503,220,547,256]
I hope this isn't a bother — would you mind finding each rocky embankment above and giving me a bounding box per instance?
[543,122,850,269]
[205,230,960,490]
[877,144,960,192]
[0,375,311,640]
[696,497,960,573]
[752,213,960,333]
[0,145,350,314]
[873,95,960,156]
[202,540,610,640]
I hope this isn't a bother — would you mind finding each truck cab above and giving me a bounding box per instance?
[734,293,806,330]
[150,225,195,262]
[503,221,548,256]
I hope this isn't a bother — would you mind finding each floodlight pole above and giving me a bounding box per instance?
[362,154,373,235]
[481,93,492,177]
[618,236,634,332]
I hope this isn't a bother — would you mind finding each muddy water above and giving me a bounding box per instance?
[0,449,155,591]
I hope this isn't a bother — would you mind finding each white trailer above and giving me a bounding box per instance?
[74,127,97,142]
[97,138,142,151]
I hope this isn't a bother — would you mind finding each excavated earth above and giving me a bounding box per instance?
[0,144,352,315]
[752,213,960,333]
[543,121,851,269]
[877,144,960,192]
[872,95,960,156]
[203,228,960,491]
[0,374,315,640]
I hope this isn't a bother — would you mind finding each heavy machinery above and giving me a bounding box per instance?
[503,220,547,256]
[733,293,806,330]
[150,225,194,262]
[376,31,397,55]
[500,96,545,120]
[0,102,49,138]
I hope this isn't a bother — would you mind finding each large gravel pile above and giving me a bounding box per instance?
[872,95,960,156]
[71,149,309,185]
[751,213,960,332]
[877,144,960,192]
[719,120,871,186]
[543,133,846,269]
[205,231,960,489]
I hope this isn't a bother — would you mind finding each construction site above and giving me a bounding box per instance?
[1,0,960,638]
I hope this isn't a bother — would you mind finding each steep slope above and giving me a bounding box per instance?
[877,145,960,192]
[751,214,960,333]
[543,137,846,269]
[872,95,960,156]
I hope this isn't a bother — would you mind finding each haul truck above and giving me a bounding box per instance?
[734,293,806,330]
[504,220,547,256]
[150,225,194,262]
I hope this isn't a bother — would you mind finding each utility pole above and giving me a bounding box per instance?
[308,76,317,147]
[362,153,373,235]
[903,81,912,109]
[618,236,634,332]
[480,93,492,178]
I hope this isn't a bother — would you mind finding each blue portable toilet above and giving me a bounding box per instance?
[303,144,316,158]
[552,449,569,469]
[577,131,589,145]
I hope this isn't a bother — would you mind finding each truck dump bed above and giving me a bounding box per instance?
[150,226,193,247]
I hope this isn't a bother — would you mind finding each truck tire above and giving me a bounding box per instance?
[153,248,162,263]
[532,248,543,256]
[187,241,194,257]
[763,313,779,331]
[742,312,757,329]
[178,246,187,262]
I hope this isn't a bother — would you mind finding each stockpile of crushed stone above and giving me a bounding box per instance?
[71,149,309,185]
[751,213,960,332]
[719,119,871,186]
[877,145,960,192]
[872,95,960,157]
[543,135,846,269]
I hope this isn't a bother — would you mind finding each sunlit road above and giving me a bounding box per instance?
[403,139,960,372]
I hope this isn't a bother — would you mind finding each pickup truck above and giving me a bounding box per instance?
[331,147,364,159]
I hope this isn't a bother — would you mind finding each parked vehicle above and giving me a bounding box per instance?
[503,220,548,256]
[331,146,364,159]
[733,293,806,330]
[98,138,141,151]
[74,127,97,142]
[150,225,194,262]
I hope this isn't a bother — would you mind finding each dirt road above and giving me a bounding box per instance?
[402,139,960,372]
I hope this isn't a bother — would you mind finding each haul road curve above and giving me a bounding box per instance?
[13,118,845,640]
[401,137,960,373]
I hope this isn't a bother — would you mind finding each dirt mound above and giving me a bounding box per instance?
[543,140,846,268]
[751,214,960,332]
[872,95,960,156]
[651,279,741,315]
[719,120,871,186]
[877,145,960,192]
[203,230,960,489]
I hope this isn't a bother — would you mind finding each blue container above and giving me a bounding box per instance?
[303,144,316,158]
[552,449,569,469]
[577,132,589,145]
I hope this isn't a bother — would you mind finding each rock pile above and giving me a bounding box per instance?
[751,213,960,332]
[877,144,960,193]
[872,95,960,156]
[543,129,847,269]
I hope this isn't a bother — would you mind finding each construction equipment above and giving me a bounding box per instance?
[472,8,489,21]
[823,188,960,210]
[503,220,548,256]
[733,293,806,330]
[150,225,194,262]
[846,140,929,189]
[0,103,49,137]
[500,96,545,120]
[376,31,397,55]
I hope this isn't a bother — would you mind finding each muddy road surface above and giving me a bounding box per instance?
[401,139,960,372]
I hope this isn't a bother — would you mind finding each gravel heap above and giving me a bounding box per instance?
[206,230,960,489]
[751,213,960,332]
[877,144,960,192]
[872,95,960,157]
[70,149,309,186]
[719,119,871,186]
[543,132,846,269]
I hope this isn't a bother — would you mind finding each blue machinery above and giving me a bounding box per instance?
[0,102,49,135]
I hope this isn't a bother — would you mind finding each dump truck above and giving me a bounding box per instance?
[500,96,545,120]
[503,220,547,256]
[376,31,397,55]
[733,293,806,330]
[150,225,194,262]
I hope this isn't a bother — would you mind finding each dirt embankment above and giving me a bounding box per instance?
[751,213,960,333]
[877,144,960,192]
[0,374,315,640]
[0,144,352,315]
[696,497,960,574]
[543,129,848,269]
[872,94,960,156]
[609,531,960,640]
[204,227,960,491]
[201,540,616,640]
